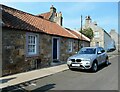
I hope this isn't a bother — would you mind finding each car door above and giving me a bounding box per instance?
[100,47,106,63]
[97,47,102,65]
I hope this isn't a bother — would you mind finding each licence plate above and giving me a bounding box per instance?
[72,64,80,67]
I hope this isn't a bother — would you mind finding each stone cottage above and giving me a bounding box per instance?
[0,4,90,76]
[83,16,115,51]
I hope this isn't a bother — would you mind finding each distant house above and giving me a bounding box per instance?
[109,29,120,51]
[83,16,115,51]
[0,5,90,76]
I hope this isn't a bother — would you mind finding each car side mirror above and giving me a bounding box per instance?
[75,52,78,54]
[97,51,102,54]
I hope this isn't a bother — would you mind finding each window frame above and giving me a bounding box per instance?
[26,33,39,57]
[94,31,99,38]
[68,39,73,53]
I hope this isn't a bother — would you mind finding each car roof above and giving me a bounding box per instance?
[82,47,102,49]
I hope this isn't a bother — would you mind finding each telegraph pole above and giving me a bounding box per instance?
[81,15,83,48]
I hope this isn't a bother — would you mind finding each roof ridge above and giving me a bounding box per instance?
[1,4,40,18]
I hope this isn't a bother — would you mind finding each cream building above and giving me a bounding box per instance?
[109,29,120,51]
[83,16,115,50]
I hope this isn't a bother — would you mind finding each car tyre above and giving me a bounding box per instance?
[68,66,74,71]
[105,57,109,66]
[91,62,98,72]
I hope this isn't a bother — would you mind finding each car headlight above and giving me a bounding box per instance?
[82,59,91,61]
[67,58,72,65]
[67,58,71,61]
[81,60,91,65]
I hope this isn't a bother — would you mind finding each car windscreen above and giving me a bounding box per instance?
[78,48,96,54]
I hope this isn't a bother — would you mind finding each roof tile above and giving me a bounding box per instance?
[65,28,90,42]
[1,4,77,39]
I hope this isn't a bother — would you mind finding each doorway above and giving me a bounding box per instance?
[52,38,60,60]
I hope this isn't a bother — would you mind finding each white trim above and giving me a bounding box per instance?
[26,32,39,57]
[68,39,73,53]
[52,37,60,61]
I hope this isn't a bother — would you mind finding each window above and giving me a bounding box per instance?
[26,33,39,56]
[68,40,73,52]
[94,32,99,38]
[100,47,105,53]
[96,42,99,47]
[78,48,96,54]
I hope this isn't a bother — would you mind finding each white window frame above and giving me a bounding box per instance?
[94,32,99,38]
[26,33,39,57]
[68,40,73,53]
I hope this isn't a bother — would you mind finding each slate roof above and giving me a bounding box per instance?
[1,4,78,39]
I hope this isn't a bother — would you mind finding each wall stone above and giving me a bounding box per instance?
[0,22,2,77]
[2,28,90,76]
[2,28,26,76]
[2,29,53,76]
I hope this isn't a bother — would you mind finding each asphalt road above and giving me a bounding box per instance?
[2,55,119,91]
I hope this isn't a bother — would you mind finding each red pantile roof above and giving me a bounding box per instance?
[1,4,77,39]
[65,28,90,42]
[37,12,51,20]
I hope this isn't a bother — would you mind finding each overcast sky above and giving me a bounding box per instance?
[0,1,118,33]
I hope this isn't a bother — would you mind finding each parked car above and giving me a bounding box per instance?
[67,47,109,72]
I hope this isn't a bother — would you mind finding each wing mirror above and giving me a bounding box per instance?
[97,51,102,54]
[75,52,78,54]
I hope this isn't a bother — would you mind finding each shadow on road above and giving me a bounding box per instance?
[31,83,56,92]
[0,77,16,83]
[2,83,56,92]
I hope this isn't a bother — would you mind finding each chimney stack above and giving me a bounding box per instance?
[85,16,92,28]
[50,5,56,13]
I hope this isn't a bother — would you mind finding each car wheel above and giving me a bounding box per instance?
[68,66,73,70]
[91,62,98,72]
[105,57,109,66]
[69,67,74,71]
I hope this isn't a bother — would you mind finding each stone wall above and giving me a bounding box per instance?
[60,38,78,61]
[2,28,26,76]
[0,20,2,77]
[2,28,82,76]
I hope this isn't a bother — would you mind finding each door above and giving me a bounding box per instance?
[52,38,59,60]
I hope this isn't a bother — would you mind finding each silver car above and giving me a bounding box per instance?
[67,47,109,72]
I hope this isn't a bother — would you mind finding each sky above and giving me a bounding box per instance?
[0,2,118,33]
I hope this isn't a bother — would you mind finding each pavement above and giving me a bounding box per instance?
[0,49,118,89]
[0,64,68,89]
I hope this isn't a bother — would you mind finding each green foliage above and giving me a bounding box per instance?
[80,28,94,39]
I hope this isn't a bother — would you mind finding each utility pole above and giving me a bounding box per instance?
[81,15,83,48]
[78,15,83,51]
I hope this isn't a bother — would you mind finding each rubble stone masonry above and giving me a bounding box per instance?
[2,28,79,76]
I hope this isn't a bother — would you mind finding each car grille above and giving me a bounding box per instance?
[76,59,81,62]
[71,59,81,62]
[71,59,75,62]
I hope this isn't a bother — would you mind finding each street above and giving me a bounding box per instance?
[2,55,118,91]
